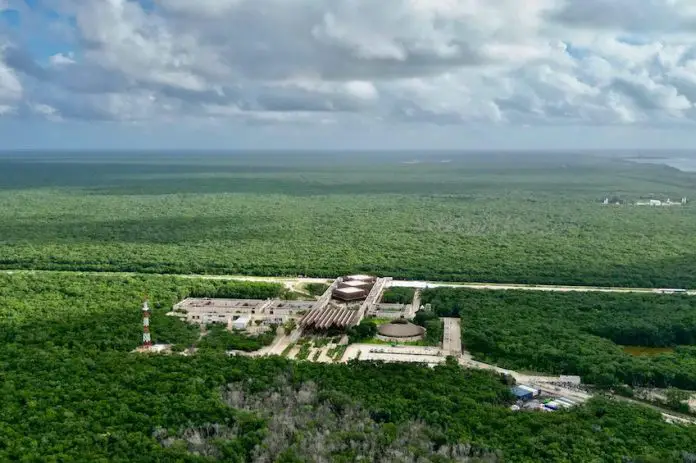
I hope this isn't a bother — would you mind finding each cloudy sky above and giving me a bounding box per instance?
[1,0,696,150]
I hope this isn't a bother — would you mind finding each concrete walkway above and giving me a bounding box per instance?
[442,317,462,356]
[409,290,422,318]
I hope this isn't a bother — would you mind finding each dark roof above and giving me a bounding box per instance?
[511,387,533,398]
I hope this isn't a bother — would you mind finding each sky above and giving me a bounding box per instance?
[1,0,696,150]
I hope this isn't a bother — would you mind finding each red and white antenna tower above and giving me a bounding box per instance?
[142,298,152,348]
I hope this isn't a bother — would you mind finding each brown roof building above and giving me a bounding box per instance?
[377,320,426,342]
[339,280,373,291]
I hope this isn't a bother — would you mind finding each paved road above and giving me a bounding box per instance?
[441,318,462,356]
[2,270,692,295]
[263,333,295,357]
[391,280,694,295]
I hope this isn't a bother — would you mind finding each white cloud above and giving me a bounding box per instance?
[344,81,378,100]
[3,0,696,128]
[548,0,696,33]
[29,103,62,121]
[0,45,22,115]
[30,103,57,115]
[159,0,244,17]
[49,52,76,66]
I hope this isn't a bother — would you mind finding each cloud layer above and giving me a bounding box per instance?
[2,0,695,128]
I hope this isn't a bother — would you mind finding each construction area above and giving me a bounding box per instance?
[165,275,588,413]
[169,298,315,329]
[144,274,696,424]
[169,275,400,332]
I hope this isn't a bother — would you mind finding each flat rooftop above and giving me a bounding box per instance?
[341,280,372,288]
[345,275,375,281]
[334,287,364,294]
[267,300,315,309]
[175,298,265,310]
[174,297,314,314]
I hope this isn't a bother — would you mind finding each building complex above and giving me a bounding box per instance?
[168,274,412,334]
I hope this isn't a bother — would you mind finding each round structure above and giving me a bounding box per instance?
[377,320,425,342]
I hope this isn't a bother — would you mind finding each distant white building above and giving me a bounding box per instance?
[636,198,685,207]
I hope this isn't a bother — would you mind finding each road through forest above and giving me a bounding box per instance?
[2,269,693,295]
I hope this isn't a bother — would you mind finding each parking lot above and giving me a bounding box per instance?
[343,344,445,365]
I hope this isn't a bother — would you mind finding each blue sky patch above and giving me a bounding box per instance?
[563,42,591,60]
[1,9,21,27]
[617,35,652,46]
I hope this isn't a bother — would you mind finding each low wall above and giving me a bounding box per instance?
[376,334,425,343]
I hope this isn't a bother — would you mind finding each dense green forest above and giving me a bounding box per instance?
[196,325,276,353]
[2,151,696,287]
[422,287,696,389]
[382,287,416,304]
[3,272,696,461]
[414,309,445,346]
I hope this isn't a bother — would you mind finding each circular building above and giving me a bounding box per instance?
[377,319,426,342]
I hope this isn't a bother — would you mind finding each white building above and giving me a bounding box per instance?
[233,317,250,330]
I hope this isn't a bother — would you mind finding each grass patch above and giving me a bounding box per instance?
[332,345,348,361]
[296,343,311,361]
[197,325,275,352]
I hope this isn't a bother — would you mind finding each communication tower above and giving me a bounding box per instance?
[142,299,152,348]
